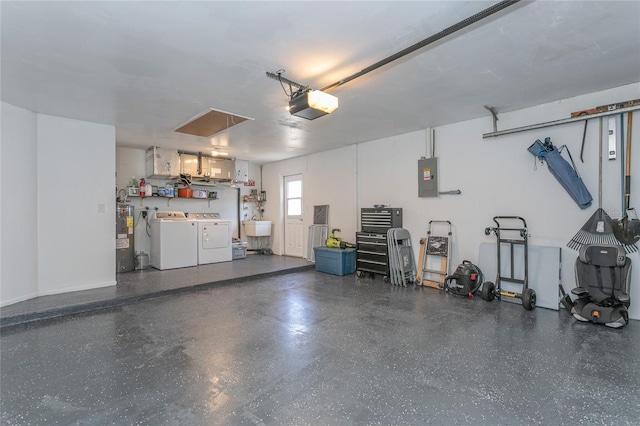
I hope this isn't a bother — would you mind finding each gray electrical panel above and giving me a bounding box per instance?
[418,157,438,197]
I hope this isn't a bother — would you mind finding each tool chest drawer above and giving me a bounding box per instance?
[356,232,389,277]
[361,208,402,233]
[356,233,388,252]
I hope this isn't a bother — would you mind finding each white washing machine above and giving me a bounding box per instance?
[190,213,233,264]
[150,211,198,270]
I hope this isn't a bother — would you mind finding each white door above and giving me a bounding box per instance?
[284,174,304,257]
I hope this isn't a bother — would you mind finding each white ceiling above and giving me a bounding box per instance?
[2,1,639,164]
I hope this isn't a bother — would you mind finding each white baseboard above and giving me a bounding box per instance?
[1,281,116,308]
[37,280,117,298]
[0,291,40,308]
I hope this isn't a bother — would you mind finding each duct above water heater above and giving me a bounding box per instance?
[146,146,180,179]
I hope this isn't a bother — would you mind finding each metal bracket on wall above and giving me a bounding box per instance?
[484,106,499,133]
[483,105,640,139]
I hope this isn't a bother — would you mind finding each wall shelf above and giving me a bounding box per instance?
[242,191,266,219]
[126,194,218,208]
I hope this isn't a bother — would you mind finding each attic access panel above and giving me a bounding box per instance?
[175,108,253,137]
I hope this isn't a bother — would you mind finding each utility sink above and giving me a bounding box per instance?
[244,220,272,237]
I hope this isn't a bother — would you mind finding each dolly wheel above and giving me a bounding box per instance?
[481,282,495,301]
[522,288,536,310]
[356,271,363,278]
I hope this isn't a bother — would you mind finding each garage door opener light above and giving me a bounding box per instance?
[267,70,339,120]
[289,89,339,120]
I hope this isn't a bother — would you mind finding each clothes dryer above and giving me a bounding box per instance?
[190,213,233,264]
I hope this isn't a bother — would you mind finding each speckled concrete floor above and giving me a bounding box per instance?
[0,255,313,327]
[2,270,639,425]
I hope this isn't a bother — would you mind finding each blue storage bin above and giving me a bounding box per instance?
[313,247,356,276]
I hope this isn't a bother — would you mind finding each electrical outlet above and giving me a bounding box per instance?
[97,203,105,213]
[141,210,147,219]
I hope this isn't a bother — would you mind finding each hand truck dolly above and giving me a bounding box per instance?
[417,220,452,288]
[480,216,536,310]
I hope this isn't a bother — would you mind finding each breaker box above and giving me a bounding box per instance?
[418,157,438,197]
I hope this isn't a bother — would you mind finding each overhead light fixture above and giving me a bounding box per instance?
[289,89,339,120]
[211,150,229,157]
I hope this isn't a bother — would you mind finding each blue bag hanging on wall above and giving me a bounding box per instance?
[528,137,593,209]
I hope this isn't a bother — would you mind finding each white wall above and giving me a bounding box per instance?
[1,103,39,306]
[306,146,358,241]
[262,83,640,319]
[357,130,428,237]
[436,83,640,319]
[412,83,639,319]
[3,83,637,313]
[1,105,117,306]
[37,114,116,296]
[116,147,261,255]
[261,145,358,255]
